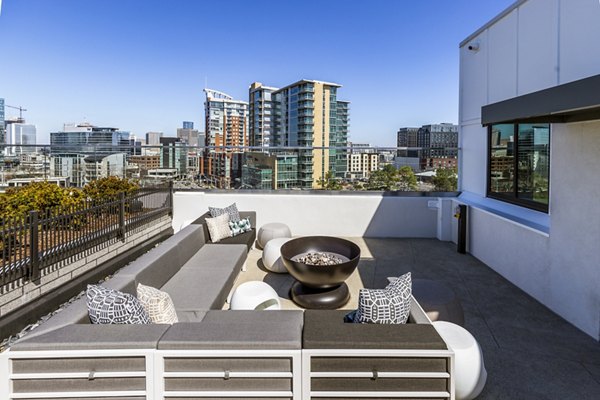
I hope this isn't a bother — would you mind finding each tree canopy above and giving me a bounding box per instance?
[432,168,458,191]
[367,164,417,191]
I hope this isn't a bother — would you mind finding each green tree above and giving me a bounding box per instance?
[82,176,139,203]
[366,164,400,190]
[432,168,458,191]
[0,181,85,219]
[317,171,342,190]
[397,166,418,191]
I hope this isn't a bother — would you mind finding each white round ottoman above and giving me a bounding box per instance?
[257,223,291,248]
[230,281,281,310]
[433,321,487,400]
[262,237,292,273]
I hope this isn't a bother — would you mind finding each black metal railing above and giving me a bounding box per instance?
[0,185,172,286]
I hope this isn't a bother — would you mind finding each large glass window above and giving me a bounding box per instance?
[488,123,550,212]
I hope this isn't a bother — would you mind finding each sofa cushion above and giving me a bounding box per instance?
[192,211,256,250]
[158,310,304,350]
[11,324,170,351]
[205,213,233,243]
[230,217,252,236]
[86,285,151,325]
[161,267,238,311]
[209,202,241,222]
[303,310,447,350]
[176,310,208,323]
[117,237,183,290]
[173,225,206,265]
[181,244,247,270]
[137,283,178,324]
[356,272,412,324]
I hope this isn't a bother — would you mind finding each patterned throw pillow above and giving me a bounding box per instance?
[205,213,233,243]
[209,203,240,222]
[136,283,178,324]
[229,217,252,237]
[355,272,412,324]
[86,285,151,325]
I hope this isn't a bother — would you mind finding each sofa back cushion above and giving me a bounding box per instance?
[117,225,204,290]
[192,211,256,244]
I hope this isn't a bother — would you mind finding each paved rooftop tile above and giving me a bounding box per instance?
[235,238,600,399]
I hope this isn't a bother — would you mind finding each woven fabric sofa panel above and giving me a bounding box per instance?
[4,324,169,399]
[192,211,257,250]
[156,310,304,399]
[1,224,252,400]
[302,299,455,400]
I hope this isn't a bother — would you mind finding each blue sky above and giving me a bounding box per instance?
[0,0,514,146]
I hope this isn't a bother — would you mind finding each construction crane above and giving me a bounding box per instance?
[5,105,27,121]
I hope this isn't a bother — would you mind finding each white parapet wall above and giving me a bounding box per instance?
[173,192,456,239]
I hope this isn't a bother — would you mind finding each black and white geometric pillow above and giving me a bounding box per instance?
[385,272,412,298]
[356,272,412,324]
[209,203,240,222]
[86,285,151,325]
[229,217,252,236]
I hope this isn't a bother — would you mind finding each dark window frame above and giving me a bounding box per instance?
[487,123,550,213]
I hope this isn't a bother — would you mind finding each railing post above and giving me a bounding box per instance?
[29,210,40,282]
[168,180,174,216]
[119,192,126,242]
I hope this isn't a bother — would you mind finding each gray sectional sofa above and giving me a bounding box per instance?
[0,212,455,400]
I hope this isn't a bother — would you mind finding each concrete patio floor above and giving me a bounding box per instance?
[232,238,600,399]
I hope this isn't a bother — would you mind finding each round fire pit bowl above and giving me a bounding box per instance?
[280,236,361,309]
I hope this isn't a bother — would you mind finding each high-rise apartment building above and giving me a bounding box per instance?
[5,120,37,156]
[249,83,277,149]
[248,80,349,189]
[203,89,248,188]
[0,98,5,149]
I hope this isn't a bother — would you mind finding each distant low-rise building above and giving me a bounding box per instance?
[5,119,36,156]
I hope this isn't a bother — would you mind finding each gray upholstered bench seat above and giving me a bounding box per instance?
[303,310,448,350]
[158,310,304,350]
[162,244,246,312]
[11,324,171,351]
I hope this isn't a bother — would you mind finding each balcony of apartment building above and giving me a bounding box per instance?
[1,146,598,398]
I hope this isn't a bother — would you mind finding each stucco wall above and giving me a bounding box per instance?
[459,0,600,339]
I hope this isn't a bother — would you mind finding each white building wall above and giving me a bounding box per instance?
[459,0,600,339]
[173,192,452,239]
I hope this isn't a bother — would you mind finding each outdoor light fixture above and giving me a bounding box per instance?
[467,42,480,52]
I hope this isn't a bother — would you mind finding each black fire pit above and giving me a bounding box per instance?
[281,236,360,309]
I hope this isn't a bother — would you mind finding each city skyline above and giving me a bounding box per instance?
[0,0,514,145]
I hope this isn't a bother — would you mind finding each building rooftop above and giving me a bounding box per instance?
[236,236,600,398]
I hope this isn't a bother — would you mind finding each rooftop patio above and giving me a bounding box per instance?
[237,237,600,398]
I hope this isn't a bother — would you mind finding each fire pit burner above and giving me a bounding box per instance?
[281,236,360,309]
[292,252,348,266]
